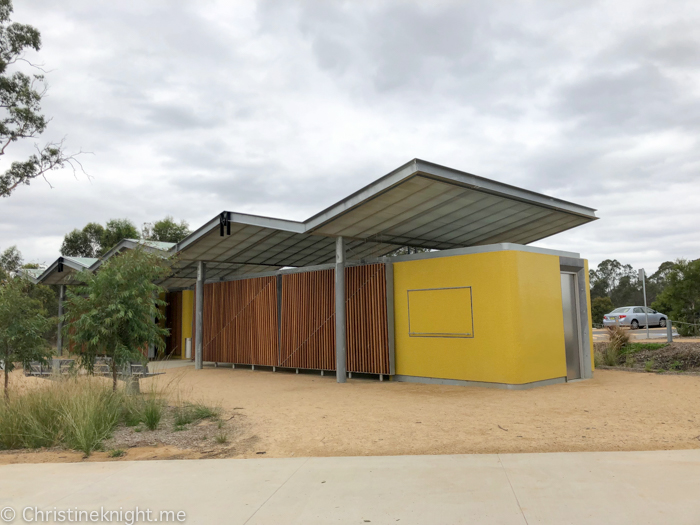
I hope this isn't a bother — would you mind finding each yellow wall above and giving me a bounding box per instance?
[181,290,194,359]
[393,250,568,385]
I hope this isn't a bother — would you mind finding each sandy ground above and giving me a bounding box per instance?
[3,365,700,464]
[151,365,700,457]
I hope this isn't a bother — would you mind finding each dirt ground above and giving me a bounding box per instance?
[3,365,700,464]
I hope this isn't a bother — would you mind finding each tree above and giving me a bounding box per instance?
[142,216,190,244]
[61,228,94,258]
[0,0,84,197]
[591,296,614,325]
[0,245,21,279]
[63,248,171,391]
[652,259,700,336]
[61,219,138,257]
[589,259,637,300]
[100,219,139,255]
[61,222,104,258]
[0,276,52,398]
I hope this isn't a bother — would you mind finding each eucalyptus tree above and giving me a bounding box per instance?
[0,0,84,197]
[63,248,171,391]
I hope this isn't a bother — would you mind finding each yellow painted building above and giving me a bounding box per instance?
[390,245,594,389]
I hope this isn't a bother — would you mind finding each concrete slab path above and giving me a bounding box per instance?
[2,450,699,524]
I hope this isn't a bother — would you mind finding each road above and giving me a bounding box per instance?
[2,450,699,524]
[592,327,677,341]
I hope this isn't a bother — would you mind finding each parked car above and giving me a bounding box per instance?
[602,306,668,329]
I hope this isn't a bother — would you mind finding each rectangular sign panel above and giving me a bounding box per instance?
[407,287,474,338]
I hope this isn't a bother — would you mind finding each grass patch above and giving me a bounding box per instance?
[141,396,163,431]
[620,342,669,355]
[215,432,228,444]
[172,402,221,429]
[108,448,126,458]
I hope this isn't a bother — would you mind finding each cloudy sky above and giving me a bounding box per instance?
[2,0,699,273]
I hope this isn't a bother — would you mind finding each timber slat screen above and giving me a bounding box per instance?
[201,276,278,365]
[345,264,390,375]
[193,263,390,374]
[165,291,183,357]
[280,269,336,370]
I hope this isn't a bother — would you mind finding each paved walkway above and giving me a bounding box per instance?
[2,450,699,524]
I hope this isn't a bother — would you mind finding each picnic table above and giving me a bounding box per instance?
[24,357,162,393]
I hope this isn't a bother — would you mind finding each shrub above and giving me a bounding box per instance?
[602,325,631,366]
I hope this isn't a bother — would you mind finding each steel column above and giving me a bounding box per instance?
[335,236,347,383]
[195,261,206,370]
[56,284,65,357]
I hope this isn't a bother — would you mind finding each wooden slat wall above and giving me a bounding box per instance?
[165,291,183,357]
[345,264,390,375]
[201,276,278,365]
[192,263,390,374]
[279,269,336,370]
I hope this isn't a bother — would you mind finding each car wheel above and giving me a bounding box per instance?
[659,318,666,328]
[631,320,639,330]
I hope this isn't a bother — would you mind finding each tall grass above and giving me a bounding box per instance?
[0,377,165,455]
[0,378,122,454]
[602,325,631,366]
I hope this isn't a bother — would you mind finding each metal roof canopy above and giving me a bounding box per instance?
[164,159,597,289]
[34,256,98,286]
[89,239,175,272]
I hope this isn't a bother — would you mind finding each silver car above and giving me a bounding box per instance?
[603,306,668,329]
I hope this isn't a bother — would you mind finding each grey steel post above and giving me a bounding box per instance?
[335,236,347,383]
[195,261,206,370]
[667,319,673,343]
[639,268,649,339]
[56,284,65,357]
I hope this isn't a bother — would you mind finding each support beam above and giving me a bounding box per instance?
[56,284,65,357]
[195,261,206,370]
[335,236,347,383]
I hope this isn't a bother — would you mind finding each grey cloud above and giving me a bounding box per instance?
[2,0,700,273]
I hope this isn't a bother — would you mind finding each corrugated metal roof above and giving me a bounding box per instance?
[162,159,597,288]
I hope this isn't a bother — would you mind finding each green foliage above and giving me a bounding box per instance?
[621,342,668,354]
[61,222,104,258]
[0,1,83,197]
[644,359,655,372]
[0,276,53,398]
[591,296,614,325]
[63,248,171,390]
[215,432,228,444]
[108,448,125,458]
[668,360,682,371]
[100,219,140,254]
[589,259,672,307]
[141,396,163,430]
[142,216,190,244]
[601,325,631,366]
[652,259,700,337]
[60,384,121,455]
[61,219,140,257]
[0,378,122,455]
[0,245,21,278]
[172,402,220,428]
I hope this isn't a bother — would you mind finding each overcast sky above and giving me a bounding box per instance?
[2,0,699,273]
